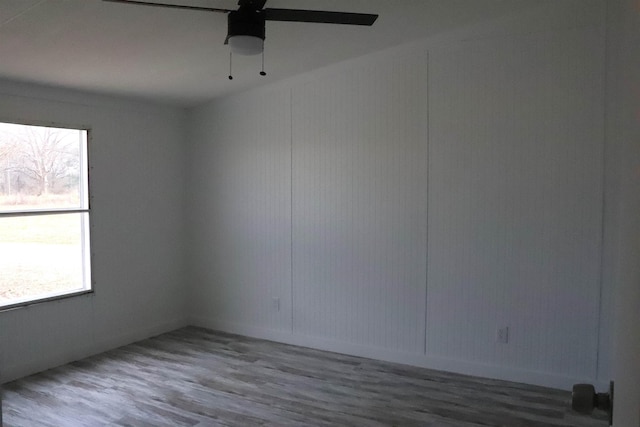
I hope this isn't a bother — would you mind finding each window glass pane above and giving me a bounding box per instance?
[0,213,91,308]
[0,123,88,212]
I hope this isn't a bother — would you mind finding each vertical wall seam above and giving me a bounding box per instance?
[594,0,610,382]
[423,49,430,356]
[290,88,295,335]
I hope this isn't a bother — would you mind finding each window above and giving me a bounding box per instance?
[0,121,91,310]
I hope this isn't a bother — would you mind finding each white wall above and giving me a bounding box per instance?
[0,81,188,382]
[606,0,640,425]
[290,51,429,352]
[427,27,605,383]
[188,89,292,332]
[188,1,610,390]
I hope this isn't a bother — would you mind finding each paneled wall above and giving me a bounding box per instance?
[426,28,605,380]
[188,89,292,333]
[189,3,609,389]
[0,82,188,382]
[291,51,428,352]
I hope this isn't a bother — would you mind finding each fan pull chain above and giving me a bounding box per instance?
[228,50,266,80]
[260,50,266,76]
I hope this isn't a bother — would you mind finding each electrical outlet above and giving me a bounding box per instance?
[497,327,509,344]
[272,297,280,312]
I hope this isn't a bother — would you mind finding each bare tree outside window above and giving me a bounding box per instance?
[0,123,83,209]
[17,127,79,196]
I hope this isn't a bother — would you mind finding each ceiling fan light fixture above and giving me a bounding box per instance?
[226,9,266,56]
[228,35,264,56]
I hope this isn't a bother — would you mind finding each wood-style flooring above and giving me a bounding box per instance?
[2,326,608,426]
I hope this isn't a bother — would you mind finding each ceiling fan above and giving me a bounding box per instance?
[102,0,378,58]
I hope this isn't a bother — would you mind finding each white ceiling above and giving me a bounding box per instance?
[0,0,542,106]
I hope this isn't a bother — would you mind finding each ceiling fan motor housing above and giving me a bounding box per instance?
[227,9,266,55]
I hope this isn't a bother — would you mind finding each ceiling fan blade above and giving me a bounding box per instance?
[264,8,378,26]
[238,0,267,10]
[102,0,231,13]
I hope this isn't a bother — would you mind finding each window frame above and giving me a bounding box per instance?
[0,119,93,312]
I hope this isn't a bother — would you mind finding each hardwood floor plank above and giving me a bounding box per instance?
[2,327,608,426]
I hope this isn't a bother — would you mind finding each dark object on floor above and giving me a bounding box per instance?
[572,382,614,425]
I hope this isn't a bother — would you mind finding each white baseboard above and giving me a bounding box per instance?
[190,316,608,392]
[92,317,189,356]
[1,316,189,383]
[4,314,607,393]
